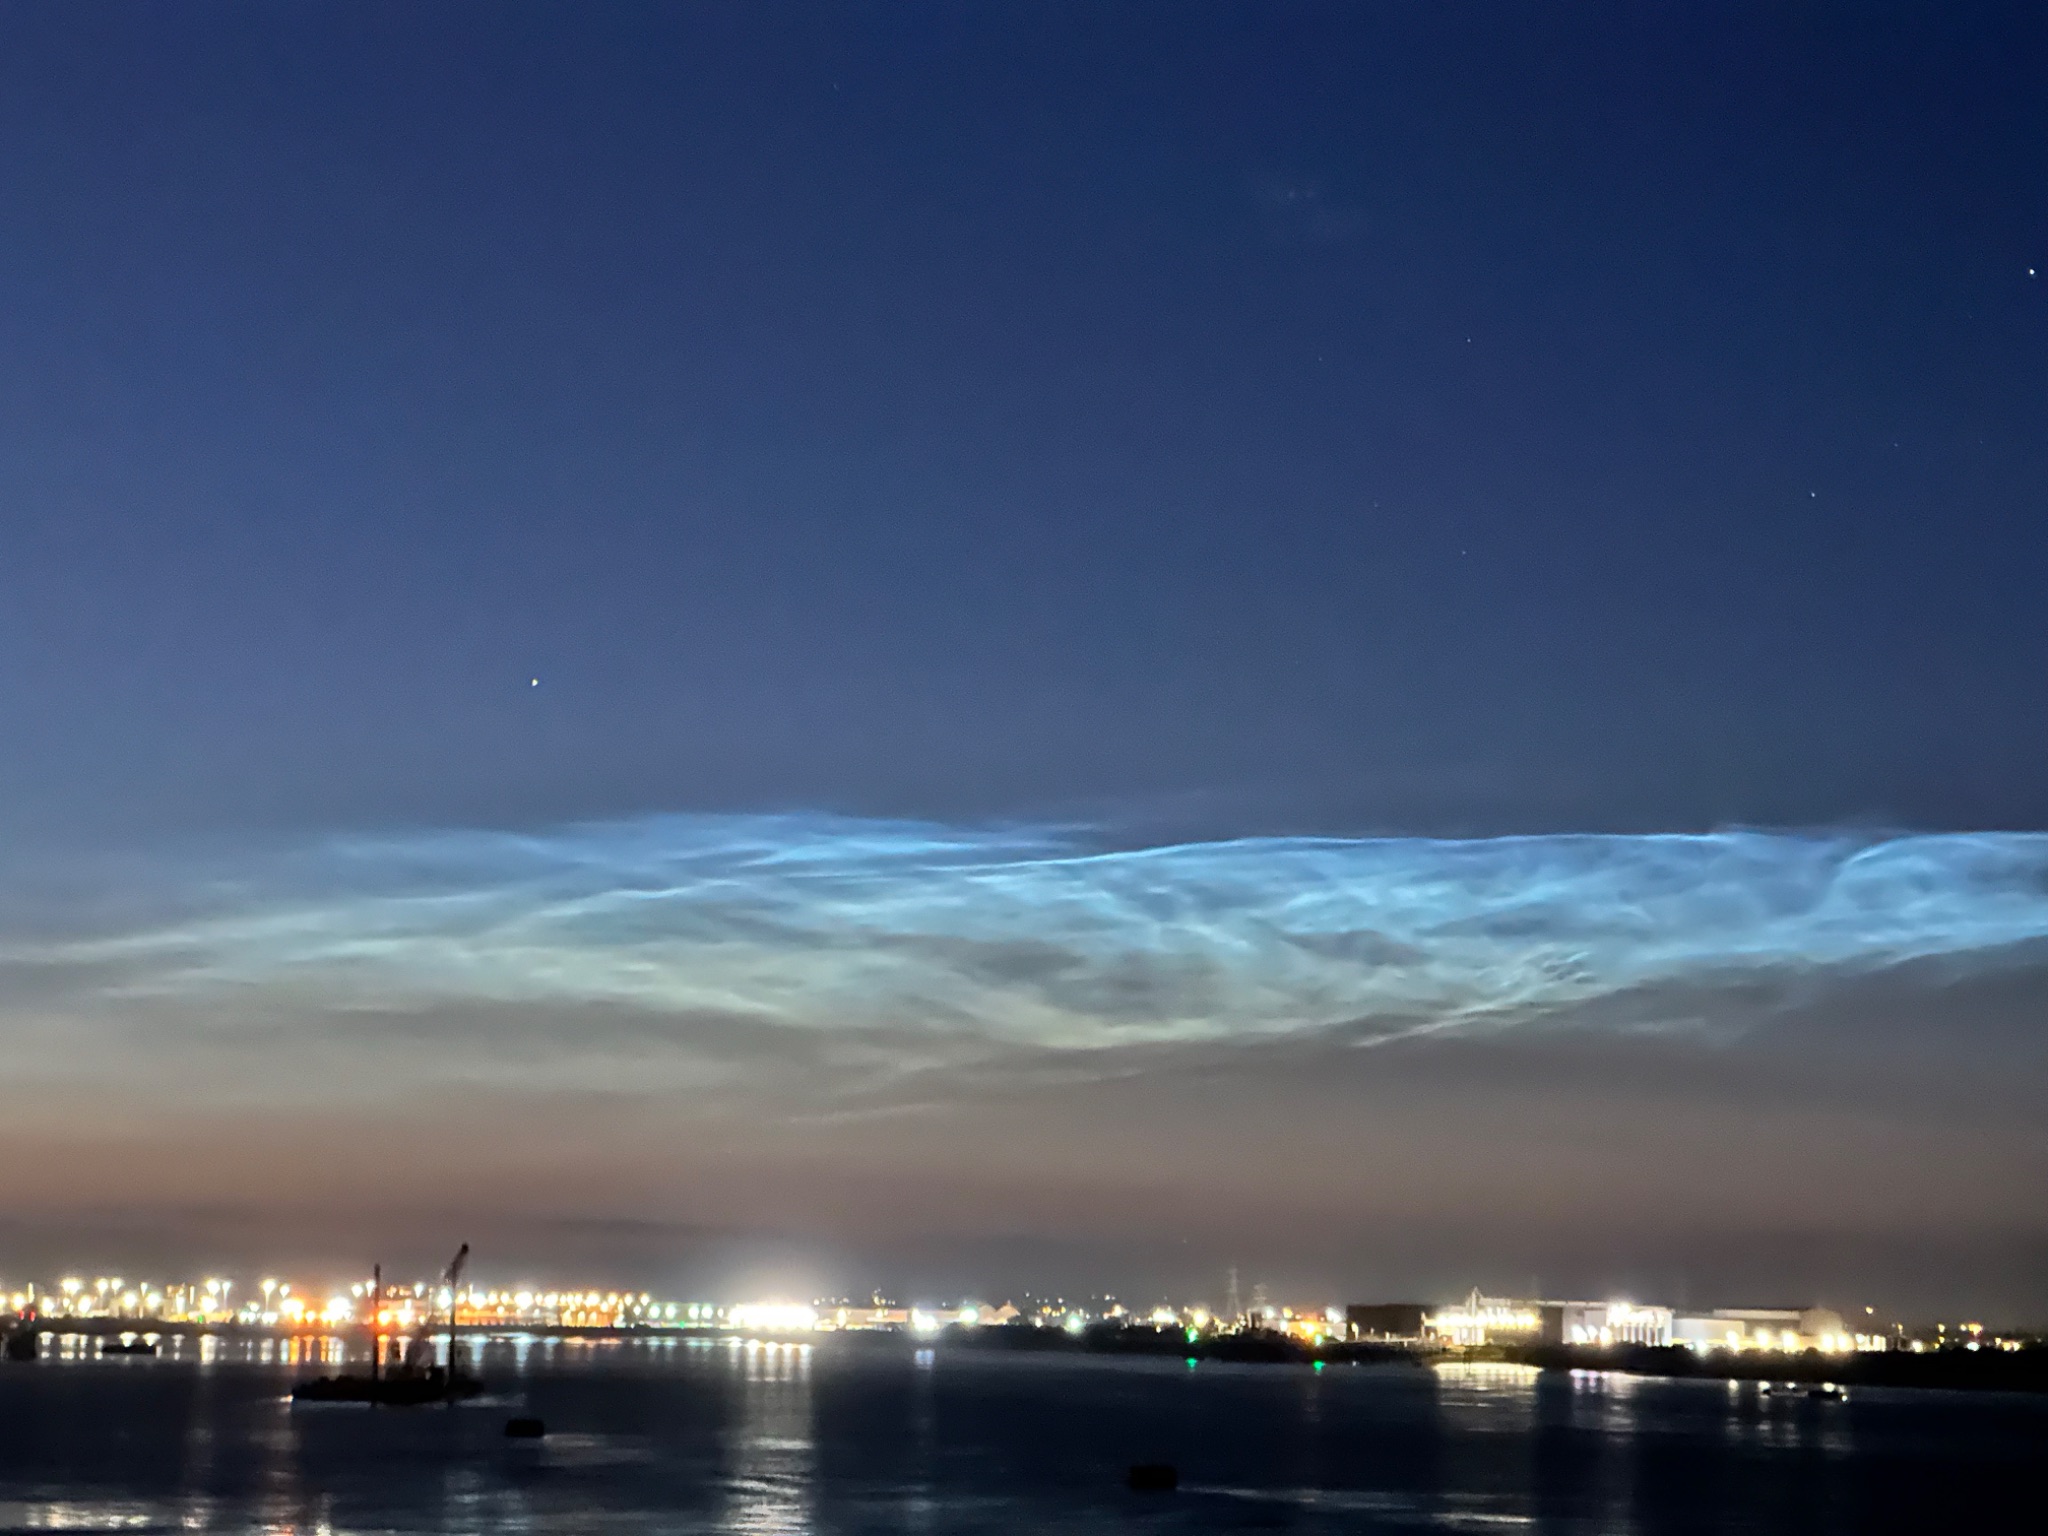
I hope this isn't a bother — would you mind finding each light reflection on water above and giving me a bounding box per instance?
[0,1337,2038,1534]
[722,1343,814,1535]
[0,1501,162,1530]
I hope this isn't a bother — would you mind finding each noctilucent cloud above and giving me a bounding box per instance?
[5,815,2045,1309]
[40,819,2048,1052]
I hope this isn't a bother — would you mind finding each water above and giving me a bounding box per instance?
[0,1335,2040,1533]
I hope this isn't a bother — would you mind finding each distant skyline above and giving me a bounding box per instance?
[0,2,2043,1316]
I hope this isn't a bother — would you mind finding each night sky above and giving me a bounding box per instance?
[1,2,2044,1317]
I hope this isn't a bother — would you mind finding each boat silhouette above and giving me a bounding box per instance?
[292,1247,482,1406]
[293,1360,482,1404]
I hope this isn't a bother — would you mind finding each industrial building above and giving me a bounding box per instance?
[1541,1300,1673,1347]
[1670,1307,1855,1353]
[1370,1291,1868,1353]
[1417,1295,1674,1348]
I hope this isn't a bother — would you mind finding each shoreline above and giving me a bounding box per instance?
[15,1319,2045,1394]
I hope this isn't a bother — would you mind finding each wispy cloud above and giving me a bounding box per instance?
[21,817,2048,1052]
[3,818,2044,1303]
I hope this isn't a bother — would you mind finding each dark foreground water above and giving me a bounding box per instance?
[0,1335,2041,1534]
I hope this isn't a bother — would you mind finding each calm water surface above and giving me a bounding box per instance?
[0,1334,2039,1534]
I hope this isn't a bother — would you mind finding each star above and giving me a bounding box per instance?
[530,678,539,687]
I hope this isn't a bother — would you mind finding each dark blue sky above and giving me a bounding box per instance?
[3,4,2046,1310]
[4,0,2043,847]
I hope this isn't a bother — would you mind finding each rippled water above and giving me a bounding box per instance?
[0,1334,2039,1533]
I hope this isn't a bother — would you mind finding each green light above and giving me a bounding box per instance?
[1185,1356,1198,1369]
[1185,1327,1198,1343]
[1313,1360,1325,1373]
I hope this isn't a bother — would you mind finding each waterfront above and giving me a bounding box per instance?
[1,1334,2040,1533]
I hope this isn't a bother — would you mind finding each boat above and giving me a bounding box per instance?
[3,1327,36,1363]
[291,1246,482,1406]
[1764,1382,1846,1401]
[293,1363,483,1404]
[99,1338,157,1357]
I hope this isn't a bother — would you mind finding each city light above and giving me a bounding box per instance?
[0,1266,2026,1361]
[727,1303,818,1334]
